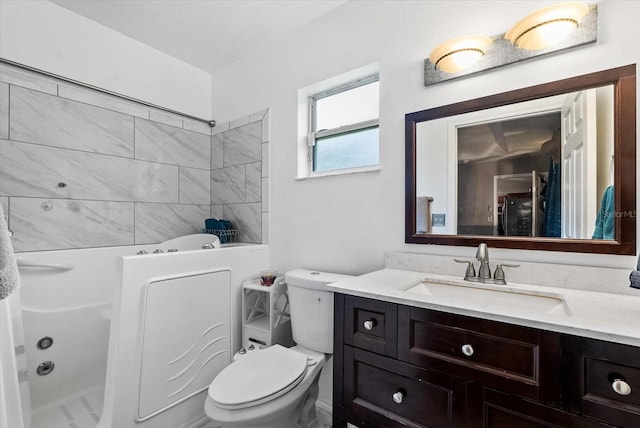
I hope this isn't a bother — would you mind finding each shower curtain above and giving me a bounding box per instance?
[544,158,561,237]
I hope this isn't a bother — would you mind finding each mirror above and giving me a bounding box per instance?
[405,65,636,254]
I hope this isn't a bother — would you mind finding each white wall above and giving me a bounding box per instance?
[2,0,638,275]
[211,0,640,275]
[0,0,212,119]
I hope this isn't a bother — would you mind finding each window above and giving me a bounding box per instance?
[308,75,379,173]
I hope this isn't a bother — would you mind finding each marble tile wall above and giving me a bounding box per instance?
[135,118,210,169]
[0,64,215,251]
[10,86,135,157]
[211,109,270,244]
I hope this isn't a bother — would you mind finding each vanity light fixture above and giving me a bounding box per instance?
[505,2,590,50]
[429,35,493,73]
[424,2,597,85]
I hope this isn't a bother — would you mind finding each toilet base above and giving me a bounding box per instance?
[204,393,305,428]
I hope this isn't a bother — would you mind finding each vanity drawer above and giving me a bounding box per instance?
[483,389,616,428]
[342,346,466,428]
[344,295,397,358]
[398,305,560,403]
[581,339,640,427]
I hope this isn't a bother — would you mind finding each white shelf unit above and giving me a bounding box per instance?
[241,274,294,349]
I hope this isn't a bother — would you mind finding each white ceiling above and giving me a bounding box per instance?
[51,0,349,75]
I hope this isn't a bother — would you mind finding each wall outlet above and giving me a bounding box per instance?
[432,213,446,227]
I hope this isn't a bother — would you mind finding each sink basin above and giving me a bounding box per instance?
[403,278,570,316]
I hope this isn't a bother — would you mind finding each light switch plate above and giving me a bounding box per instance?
[432,213,445,227]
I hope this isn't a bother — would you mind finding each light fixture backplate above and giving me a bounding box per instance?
[424,4,597,87]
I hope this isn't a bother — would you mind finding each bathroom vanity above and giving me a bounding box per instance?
[330,269,640,428]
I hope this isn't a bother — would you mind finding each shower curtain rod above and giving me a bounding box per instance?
[0,58,216,128]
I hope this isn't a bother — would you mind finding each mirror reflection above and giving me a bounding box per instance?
[416,86,615,240]
[406,65,635,254]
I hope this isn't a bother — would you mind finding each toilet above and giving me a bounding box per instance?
[204,269,353,428]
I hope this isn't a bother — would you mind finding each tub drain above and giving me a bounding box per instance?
[37,361,55,376]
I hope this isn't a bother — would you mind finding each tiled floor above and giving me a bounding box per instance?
[27,385,333,428]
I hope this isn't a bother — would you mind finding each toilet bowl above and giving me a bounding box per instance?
[204,269,353,428]
[204,345,325,428]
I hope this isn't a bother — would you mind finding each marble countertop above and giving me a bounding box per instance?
[327,268,640,347]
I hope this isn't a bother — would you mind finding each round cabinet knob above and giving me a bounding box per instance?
[461,344,474,357]
[612,379,632,396]
[392,390,404,404]
[363,319,377,331]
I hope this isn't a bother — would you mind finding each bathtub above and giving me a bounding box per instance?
[4,234,269,428]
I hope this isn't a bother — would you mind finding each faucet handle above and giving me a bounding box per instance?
[493,263,520,281]
[454,259,476,280]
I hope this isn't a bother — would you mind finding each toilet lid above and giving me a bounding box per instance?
[209,345,308,408]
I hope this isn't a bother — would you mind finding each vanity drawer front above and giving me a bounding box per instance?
[581,339,640,427]
[342,346,464,428]
[398,305,560,402]
[344,295,397,358]
[484,389,616,428]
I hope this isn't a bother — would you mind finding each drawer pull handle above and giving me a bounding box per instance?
[612,379,632,396]
[363,319,377,331]
[461,344,474,357]
[392,390,404,404]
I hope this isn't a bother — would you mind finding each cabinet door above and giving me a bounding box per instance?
[344,295,398,357]
[342,346,469,428]
[483,389,615,428]
[580,339,640,427]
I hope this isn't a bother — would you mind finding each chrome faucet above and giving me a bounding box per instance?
[476,243,491,280]
[454,243,519,285]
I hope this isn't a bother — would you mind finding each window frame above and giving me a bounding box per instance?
[307,74,380,175]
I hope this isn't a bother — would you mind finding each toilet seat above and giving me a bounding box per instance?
[208,345,308,409]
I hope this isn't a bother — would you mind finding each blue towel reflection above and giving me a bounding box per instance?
[592,185,615,240]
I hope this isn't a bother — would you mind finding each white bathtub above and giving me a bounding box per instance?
[5,234,269,428]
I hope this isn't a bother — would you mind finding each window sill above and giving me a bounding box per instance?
[296,165,381,181]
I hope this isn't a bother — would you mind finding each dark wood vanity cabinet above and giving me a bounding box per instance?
[334,294,639,428]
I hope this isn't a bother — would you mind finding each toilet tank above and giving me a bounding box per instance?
[285,269,354,354]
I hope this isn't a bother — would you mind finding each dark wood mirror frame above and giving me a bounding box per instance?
[405,64,636,254]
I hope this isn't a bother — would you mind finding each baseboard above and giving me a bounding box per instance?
[180,412,212,428]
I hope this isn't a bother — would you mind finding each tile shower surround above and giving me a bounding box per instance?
[0,65,269,251]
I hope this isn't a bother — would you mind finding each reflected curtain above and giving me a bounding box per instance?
[543,158,561,237]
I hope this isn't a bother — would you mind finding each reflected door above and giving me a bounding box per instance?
[494,172,545,237]
[561,89,597,239]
